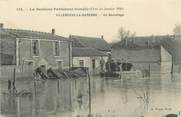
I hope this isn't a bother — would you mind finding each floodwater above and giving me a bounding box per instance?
[0,63,181,117]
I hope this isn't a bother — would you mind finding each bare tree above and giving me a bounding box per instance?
[110,27,136,46]
[118,27,129,40]
[173,23,181,39]
[118,27,136,47]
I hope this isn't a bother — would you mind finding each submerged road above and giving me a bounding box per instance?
[0,65,181,117]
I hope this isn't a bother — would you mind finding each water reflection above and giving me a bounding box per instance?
[0,63,181,117]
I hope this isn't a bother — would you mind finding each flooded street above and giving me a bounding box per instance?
[1,64,181,117]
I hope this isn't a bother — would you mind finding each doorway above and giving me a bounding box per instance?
[92,59,95,69]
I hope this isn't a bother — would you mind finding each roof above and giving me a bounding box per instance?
[111,35,164,49]
[70,35,111,51]
[162,37,181,63]
[0,28,69,60]
[111,34,181,63]
[0,29,16,39]
[0,28,68,41]
[72,47,107,57]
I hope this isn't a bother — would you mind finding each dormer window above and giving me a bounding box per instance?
[32,40,39,56]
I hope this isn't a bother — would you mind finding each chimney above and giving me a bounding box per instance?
[0,23,4,29]
[101,35,104,39]
[69,34,72,39]
[51,28,55,35]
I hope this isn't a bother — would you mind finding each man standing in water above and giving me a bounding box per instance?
[100,56,105,73]
[119,62,122,79]
[105,53,112,72]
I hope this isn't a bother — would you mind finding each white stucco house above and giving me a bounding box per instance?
[70,35,111,75]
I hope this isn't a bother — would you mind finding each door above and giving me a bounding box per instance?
[79,60,84,67]
[92,59,95,69]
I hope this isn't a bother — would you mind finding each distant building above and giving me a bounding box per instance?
[112,35,181,74]
[0,24,72,79]
[111,36,162,62]
[70,35,111,75]
[161,35,181,73]
[111,36,162,74]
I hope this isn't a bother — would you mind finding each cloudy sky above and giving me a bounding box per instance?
[0,0,181,42]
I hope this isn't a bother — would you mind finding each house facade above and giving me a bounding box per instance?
[161,35,181,73]
[0,24,72,79]
[72,47,108,74]
[70,35,111,75]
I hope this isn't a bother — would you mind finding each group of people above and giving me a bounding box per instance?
[100,54,133,73]
[100,55,119,73]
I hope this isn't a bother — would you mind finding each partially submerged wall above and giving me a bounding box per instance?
[111,48,161,75]
[112,48,161,63]
[73,56,108,75]
[0,65,33,79]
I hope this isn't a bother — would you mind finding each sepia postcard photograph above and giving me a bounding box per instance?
[0,0,181,117]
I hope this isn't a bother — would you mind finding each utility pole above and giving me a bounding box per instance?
[13,68,17,94]
[125,38,127,48]
[68,41,71,70]
[171,55,174,80]
[147,39,150,48]
[148,64,151,78]
[87,68,92,117]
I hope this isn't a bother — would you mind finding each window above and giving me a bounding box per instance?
[54,41,60,56]
[79,60,84,67]
[32,40,39,56]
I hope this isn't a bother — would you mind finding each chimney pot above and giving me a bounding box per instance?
[51,28,55,35]
[0,23,4,29]
[101,35,104,39]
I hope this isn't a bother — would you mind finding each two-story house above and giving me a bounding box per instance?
[0,23,72,79]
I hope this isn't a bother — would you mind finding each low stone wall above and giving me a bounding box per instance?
[112,48,161,62]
